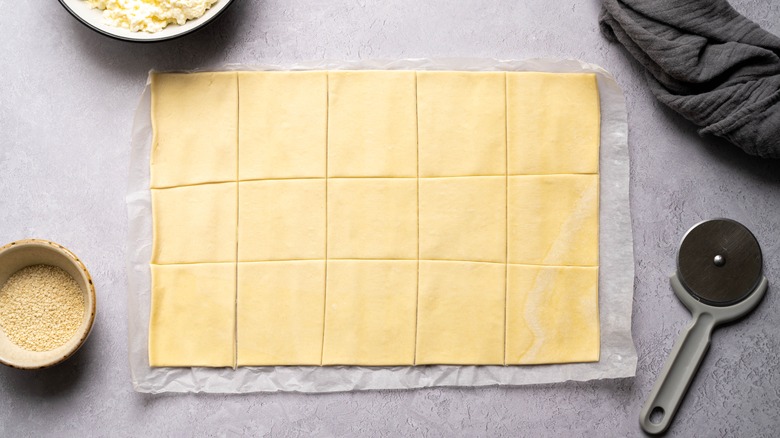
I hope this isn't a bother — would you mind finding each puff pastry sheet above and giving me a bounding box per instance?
[148,70,600,368]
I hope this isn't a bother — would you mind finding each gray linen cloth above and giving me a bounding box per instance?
[599,0,780,158]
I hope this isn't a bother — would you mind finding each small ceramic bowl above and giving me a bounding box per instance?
[58,0,235,42]
[0,239,96,369]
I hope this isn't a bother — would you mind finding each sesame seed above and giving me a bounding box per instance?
[0,265,85,352]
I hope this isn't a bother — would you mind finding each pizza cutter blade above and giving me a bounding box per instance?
[639,218,768,435]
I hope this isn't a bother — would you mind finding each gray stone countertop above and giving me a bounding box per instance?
[1,0,779,436]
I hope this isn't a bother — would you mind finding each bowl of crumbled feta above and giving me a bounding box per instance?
[59,0,235,42]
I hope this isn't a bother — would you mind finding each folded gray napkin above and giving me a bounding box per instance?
[600,0,780,158]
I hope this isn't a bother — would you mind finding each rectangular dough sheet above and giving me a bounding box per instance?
[148,70,600,368]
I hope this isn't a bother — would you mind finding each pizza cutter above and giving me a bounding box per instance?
[639,218,768,435]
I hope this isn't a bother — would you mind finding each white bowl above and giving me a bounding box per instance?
[59,0,235,42]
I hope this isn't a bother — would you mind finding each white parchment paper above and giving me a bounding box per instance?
[127,58,636,393]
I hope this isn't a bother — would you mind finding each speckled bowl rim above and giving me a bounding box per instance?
[0,239,97,370]
[57,0,236,43]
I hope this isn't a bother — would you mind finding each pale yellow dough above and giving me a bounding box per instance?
[238,72,327,180]
[149,70,602,368]
[416,261,505,365]
[149,263,235,367]
[328,71,418,177]
[506,265,599,364]
[327,178,417,260]
[238,179,325,262]
[322,261,417,365]
[419,176,506,263]
[237,261,325,366]
[152,183,237,264]
[507,73,600,175]
[508,175,599,266]
[151,72,238,188]
[417,71,506,177]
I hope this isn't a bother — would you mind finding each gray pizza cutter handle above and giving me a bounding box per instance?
[639,274,768,435]
[639,309,714,434]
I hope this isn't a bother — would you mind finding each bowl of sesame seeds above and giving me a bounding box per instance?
[0,239,96,369]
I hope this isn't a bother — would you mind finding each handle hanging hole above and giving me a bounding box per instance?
[649,407,665,424]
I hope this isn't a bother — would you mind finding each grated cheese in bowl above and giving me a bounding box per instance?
[84,0,220,33]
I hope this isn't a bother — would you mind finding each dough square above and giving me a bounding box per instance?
[417,71,506,177]
[327,178,417,260]
[238,179,325,262]
[416,261,505,365]
[507,72,600,175]
[238,71,327,180]
[151,72,238,188]
[149,263,236,367]
[419,176,506,263]
[327,71,417,177]
[152,182,237,264]
[505,265,599,364]
[507,175,598,266]
[236,261,325,366]
[322,260,417,365]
